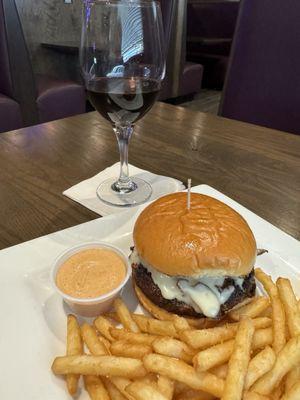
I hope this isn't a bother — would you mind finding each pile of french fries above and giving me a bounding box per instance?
[52,268,300,400]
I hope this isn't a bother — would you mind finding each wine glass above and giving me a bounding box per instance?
[80,0,165,206]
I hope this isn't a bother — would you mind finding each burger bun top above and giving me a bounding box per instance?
[133,192,256,277]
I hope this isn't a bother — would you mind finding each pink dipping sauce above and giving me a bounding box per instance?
[56,248,126,299]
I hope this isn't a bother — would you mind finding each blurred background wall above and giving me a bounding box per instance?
[16,0,81,80]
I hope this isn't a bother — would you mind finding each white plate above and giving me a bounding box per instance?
[0,184,299,399]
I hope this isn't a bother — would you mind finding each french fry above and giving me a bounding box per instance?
[84,375,110,400]
[81,323,110,355]
[285,367,300,392]
[255,268,286,354]
[244,346,275,390]
[103,377,128,400]
[173,381,190,396]
[277,278,300,337]
[137,373,158,385]
[228,297,270,321]
[248,318,272,329]
[110,340,152,359]
[52,355,147,378]
[281,381,300,400]
[157,375,174,400]
[126,381,168,400]
[97,334,111,351]
[174,388,215,400]
[54,275,300,400]
[277,277,300,391]
[194,328,272,371]
[143,354,224,398]
[221,318,254,400]
[259,306,272,318]
[110,328,159,345]
[173,315,191,332]
[209,364,228,379]
[66,315,83,396]
[243,393,270,400]
[271,385,283,400]
[114,298,140,333]
[132,314,178,337]
[152,337,194,363]
[251,335,300,395]
[180,318,270,350]
[173,381,220,399]
[94,316,115,341]
[252,327,273,349]
[131,314,152,331]
[194,340,234,371]
[104,312,120,322]
[110,377,134,400]
[181,325,237,350]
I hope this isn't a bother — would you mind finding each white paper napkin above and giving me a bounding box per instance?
[63,163,185,216]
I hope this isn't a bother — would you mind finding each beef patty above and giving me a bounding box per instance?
[133,263,256,318]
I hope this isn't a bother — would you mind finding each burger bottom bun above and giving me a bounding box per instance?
[133,281,254,328]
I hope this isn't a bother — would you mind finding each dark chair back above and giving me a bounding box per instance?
[187,0,239,41]
[219,0,300,135]
[1,0,38,125]
[0,1,13,97]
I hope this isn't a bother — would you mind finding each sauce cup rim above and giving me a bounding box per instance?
[51,241,131,304]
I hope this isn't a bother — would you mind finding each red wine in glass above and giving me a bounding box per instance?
[87,77,160,126]
[80,0,165,207]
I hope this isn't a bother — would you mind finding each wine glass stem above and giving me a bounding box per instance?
[112,124,137,193]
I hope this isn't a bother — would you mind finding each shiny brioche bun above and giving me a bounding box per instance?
[133,192,257,277]
[133,281,253,326]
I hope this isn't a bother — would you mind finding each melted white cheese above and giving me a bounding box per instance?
[178,280,220,318]
[234,277,244,290]
[200,276,235,305]
[130,250,242,318]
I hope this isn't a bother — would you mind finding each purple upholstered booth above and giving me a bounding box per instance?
[0,95,22,133]
[36,75,85,124]
[0,1,22,133]
[1,0,86,130]
[220,0,300,135]
[187,0,240,89]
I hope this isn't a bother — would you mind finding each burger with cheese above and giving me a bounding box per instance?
[130,192,257,325]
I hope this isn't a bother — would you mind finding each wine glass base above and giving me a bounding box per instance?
[97,177,152,207]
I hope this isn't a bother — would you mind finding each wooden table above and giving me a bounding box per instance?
[0,102,299,249]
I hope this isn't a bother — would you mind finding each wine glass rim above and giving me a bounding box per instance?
[89,0,159,6]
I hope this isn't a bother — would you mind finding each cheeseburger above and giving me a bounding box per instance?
[130,192,257,324]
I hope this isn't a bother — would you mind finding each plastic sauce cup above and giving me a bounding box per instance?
[51,242,131,317]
